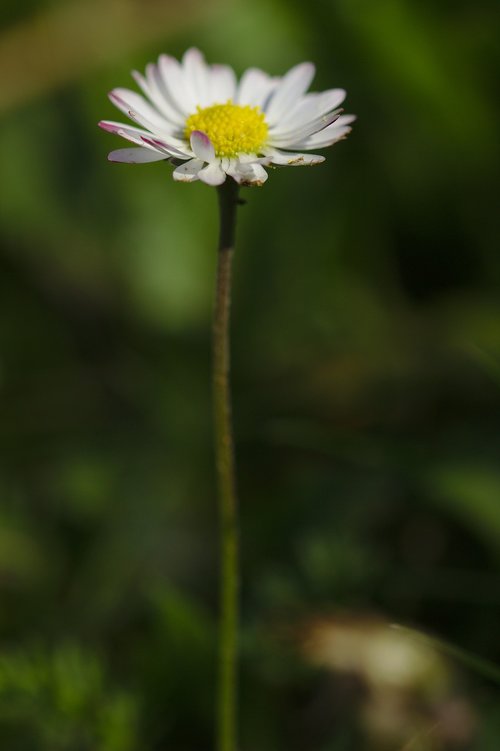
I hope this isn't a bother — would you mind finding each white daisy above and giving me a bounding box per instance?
[99,48,354,187]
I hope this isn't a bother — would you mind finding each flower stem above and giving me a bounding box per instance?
[214,178,240,751]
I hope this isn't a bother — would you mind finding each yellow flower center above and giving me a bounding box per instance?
[185,101,268,158]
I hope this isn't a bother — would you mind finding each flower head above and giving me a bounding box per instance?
[99,48,354,187]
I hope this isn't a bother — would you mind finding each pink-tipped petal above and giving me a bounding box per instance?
[99,120,158,148]
[99,120,120,134]
[190,130,216,162]
[140,135,188,158]
[100,120,189,158]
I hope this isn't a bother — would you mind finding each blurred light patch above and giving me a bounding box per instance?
[301,614,476,749]
[0,0,214,114]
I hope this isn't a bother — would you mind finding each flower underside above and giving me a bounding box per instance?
[184,101,268,158]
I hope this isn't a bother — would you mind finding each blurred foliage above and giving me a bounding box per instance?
[0,0,500,749]
[0,645,139,750]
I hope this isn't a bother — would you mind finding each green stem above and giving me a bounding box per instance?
[214,178,240,751]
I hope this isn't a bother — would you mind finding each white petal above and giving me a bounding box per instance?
[269,109,342,147]
[290,115,356,149]
[108,147,168,163]
[158,54,197,116]
[190,130,215,162]
[227,160,268,185]
[236,68,278,109]
[131,68,183,130]
[209,64,237,103]
[264,148,325,166]
[268,93,318,134]
[244,163,268,184]
[265,62,315,125]
[270,88,346,135]
[292,127,352,149]
[334,114,356,127]
[182,48,212,107]
[322,88,346,110]
[237,152,271,165]
[109,88,167,130]
[125,107,186,148]
[173,158,204,182]
[198,161,226,186]
[144,65,185,125]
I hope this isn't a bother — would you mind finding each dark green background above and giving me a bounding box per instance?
[0,0,499,748]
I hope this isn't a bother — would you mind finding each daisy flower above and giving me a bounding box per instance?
[99,48,354,187]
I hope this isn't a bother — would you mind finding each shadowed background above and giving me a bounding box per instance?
[0,0,499,748]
